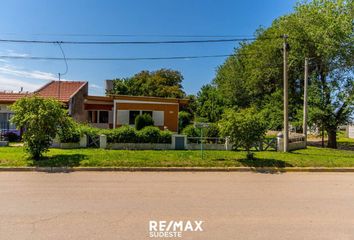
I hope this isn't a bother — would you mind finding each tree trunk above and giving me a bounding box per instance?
[327,128,337,149]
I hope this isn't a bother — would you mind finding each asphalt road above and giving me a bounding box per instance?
[0,172,354,240]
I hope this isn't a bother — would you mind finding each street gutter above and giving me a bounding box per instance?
[1,167,354,173]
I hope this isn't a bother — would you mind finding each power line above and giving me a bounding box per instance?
[0,33,256,38]
[0,54,234,61]
[0,37,280,45]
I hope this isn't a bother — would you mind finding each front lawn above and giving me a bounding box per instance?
[0,146,354,168]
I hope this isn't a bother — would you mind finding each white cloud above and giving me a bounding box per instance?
[5,49,30,57]
[0,75,42,92]
[0,64,57,81]
[90,84,103,89]
[0,63,84,92]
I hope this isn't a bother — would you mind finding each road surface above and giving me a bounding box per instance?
[0,172,354,240]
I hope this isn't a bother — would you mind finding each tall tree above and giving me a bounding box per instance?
[107,69,186,98]
[196,84,226,122]
[214,0,354,148]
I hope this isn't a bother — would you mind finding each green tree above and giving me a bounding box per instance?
[196,84,226,122]
[219,108,267,159]
[10,97,69,159]
[107,69,186,98]
[214,0,354,148]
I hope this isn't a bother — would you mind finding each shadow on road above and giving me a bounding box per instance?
[238,158,293,168]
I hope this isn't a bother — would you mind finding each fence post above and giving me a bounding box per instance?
[80,134,87,148]
[100,134,107,149]
[225,137,232,151]
[277,132,284,152]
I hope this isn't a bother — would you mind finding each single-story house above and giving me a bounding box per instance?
[0,80,188,133]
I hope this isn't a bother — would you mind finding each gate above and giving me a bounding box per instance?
[87,135,100,148]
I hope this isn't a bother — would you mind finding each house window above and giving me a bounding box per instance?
[88,111,98,123]
[88,110,109,124]
[99,111,109,123]
[129,111,140,125]
[0,113,15,130]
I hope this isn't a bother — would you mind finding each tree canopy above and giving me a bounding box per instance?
[214,0,354,148]
[106,68,186,98]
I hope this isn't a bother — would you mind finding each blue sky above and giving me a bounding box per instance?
[0,0,297,95]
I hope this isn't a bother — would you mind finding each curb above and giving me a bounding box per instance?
[1,167,354,173]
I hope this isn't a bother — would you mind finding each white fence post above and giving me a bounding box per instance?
[277,132,284,152]
[80,134,87,148]
[100,134,107,149]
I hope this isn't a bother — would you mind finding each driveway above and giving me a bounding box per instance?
[0,172,354,239]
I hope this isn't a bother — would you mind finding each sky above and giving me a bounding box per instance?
[0,0,297,96]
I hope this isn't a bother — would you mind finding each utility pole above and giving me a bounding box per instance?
[283,35,289,152]
[58,73,61,100]
[303,58,309,147]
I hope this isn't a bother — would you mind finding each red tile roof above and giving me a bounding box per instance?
[35,81,87,102]
[0,81,87,103]
[0,92,30,103]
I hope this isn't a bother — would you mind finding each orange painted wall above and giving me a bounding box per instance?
[116,102,179,132]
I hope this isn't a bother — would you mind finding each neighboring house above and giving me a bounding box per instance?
[0,81,88,131]
[85,95,188,132]
[0,80,187,133]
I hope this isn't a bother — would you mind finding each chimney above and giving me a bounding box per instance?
[105,80,113,93]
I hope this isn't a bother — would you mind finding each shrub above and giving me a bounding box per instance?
[137,126,161,143]
[58,118,81,143]
[78,124,102,138]
[182,125,200,137]
[135,114,154,130]
[178,111,192,132]
[159,130,172,143]
[107,125,137,143]
[10,97,69,159]
[219,108,267,157]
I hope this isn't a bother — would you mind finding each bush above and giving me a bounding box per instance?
[182,125,200,137]
[78,124,102,138]
[58,118,81,143]
[135,114,154,130]
[137,126,161,143]
[219,108,267,155]
[159,130,172,143]
[178,111,192,132]
[10,97,69,159]
[107,125,137,143]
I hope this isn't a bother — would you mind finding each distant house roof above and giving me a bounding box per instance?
[0,92,30,104]
[0,81,88,104]
[35,81,88,102]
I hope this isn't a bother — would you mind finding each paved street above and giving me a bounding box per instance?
[0,172,354,240]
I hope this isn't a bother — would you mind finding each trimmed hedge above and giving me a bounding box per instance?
[59,124,172,144]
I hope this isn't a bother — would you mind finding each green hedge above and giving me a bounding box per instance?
[59,124,172,144]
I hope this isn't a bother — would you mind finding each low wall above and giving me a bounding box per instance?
[347,125,354,138]
[108,143,172,150]
[187,143,227,150]
[277,138,306,151]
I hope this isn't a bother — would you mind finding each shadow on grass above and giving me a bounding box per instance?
[33,154,87,170]
[237,158,293,174]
